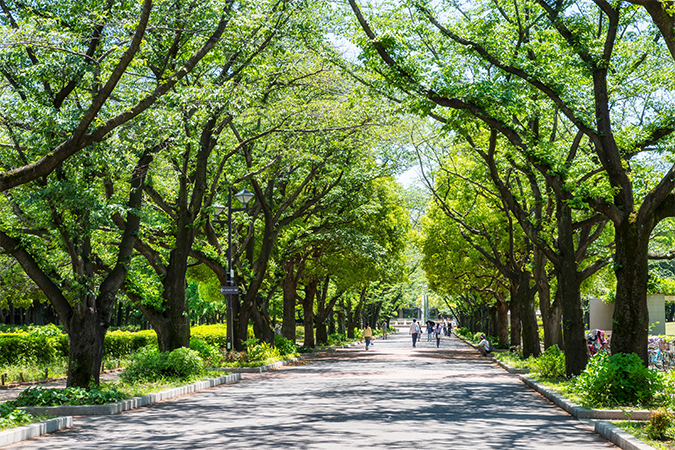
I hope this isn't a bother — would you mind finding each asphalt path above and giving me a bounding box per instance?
[5,333,616,449]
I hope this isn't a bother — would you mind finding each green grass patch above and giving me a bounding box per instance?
[613,421,675,449]
[492,352,532,369]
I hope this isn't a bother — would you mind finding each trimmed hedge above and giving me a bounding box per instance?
[191,324,228,349]
[104,330,157,359]
[0,325,230,365]
[0,335,66,365]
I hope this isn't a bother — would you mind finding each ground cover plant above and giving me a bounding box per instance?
[0,402,45,431]
[613,420,675,449]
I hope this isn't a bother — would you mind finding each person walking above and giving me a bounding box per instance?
[382,321,388,340]
[409,319,420,347]
[363,324,373,350]
[434,323,442,348]
[426,321,434,341]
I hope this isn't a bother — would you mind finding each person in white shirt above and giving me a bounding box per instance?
[477,334,492,356]
[409,319,420,347]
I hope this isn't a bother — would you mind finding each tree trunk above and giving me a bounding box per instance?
[496,297,509,346]
[508,294,521,349]
[281,260,298,342]
[516,271,540,358]
[66,306,105,387]
[302,280,318,347]
[612,219,650,364]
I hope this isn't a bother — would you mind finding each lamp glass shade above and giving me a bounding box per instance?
[213,203,227,217]
[234,189,255,206]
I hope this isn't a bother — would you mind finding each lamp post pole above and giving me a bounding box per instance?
[215,188,255,353]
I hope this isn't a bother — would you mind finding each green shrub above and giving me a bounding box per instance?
[244,338,281,362]
[575,352,664,407]
[12,385,126,406]
[121,346,204,382]
[274,335,297,356]
[529,345,566,379]
[327,333,346,346]
[190,338,221,366]
[647,407,673,440]
[120,347,167,383]
[166,347,203,378]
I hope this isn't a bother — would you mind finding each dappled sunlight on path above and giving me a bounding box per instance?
[4,332,616,450]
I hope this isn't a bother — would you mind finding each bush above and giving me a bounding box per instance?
[121,347,203,382]
[327,333,346,346]
[575,352,664,407]
[529,345,566,379]
[244,338,281,362]
[120,347,167,383]
[647,407,673,440]
[166,347,203,378]
[190,338,221,366]
[274,335,297,356]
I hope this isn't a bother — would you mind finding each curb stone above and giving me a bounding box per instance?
[491,357,530,374]
[594,421,656,450]
[227,354,315,373]
[519,375,651,420]
[0,416,72,447]
[18,373,241,417]
[519,375,656,449]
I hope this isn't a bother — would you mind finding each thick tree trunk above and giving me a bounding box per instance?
[281,260,298,342]
[303,280,318,347]
[516,271,540,358]
[540,288,563,350]
[612,220,650,364]
[557,199,590,375]
[67,307,105,387]
[509,295,521,349]
[496,297,509,346]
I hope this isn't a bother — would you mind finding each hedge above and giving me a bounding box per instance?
[0,325,230,365]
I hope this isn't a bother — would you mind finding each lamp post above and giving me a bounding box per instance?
[214,188,255,352]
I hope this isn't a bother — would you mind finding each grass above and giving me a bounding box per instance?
[0,356,130,385]
[102,370,229,398]
[492,352,532,369]
[613,421,675,449]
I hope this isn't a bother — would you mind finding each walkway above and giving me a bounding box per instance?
[4,334,615,449]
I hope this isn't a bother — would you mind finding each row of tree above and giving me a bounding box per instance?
[340,0,675,376]
[0,0,411,387]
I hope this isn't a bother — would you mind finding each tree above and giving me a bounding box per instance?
[344,0,675,366]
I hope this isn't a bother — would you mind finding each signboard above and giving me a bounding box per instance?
[220,286,239,295]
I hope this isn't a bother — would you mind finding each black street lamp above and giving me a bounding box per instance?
[213,188,255,352]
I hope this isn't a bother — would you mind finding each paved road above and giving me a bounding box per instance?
[5,333,616,449]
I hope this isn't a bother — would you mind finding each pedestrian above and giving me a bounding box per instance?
[442,322,447,337]
[477,334,492,357]
[409,319,420,347]
[382,321,388,340]
[434,323,442,348]
[363,324,373,351]
[426,321,434,341]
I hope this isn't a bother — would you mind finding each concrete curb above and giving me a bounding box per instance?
[491,357,530,374]
[594,421,656,450]
[519,376,657,449]
[18,373,241,416]
[518,375,651,420]
[226,355,314,373]
[0,416,72,447]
